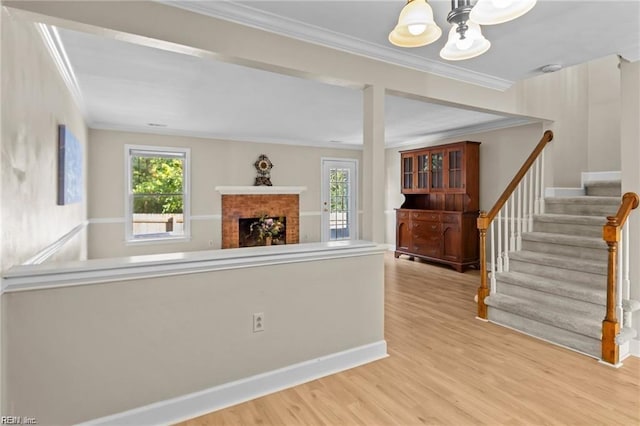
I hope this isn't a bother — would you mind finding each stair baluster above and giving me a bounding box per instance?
[534,157,541,215]
[528,167,535,231]
[510,196,516,252]
[490,222,496,293]
[540,150,546,214]
[503,201,509,272]
[522,175,528,233]
[497,210,503,273]
[476,130,554,318]
[517,183,523,250]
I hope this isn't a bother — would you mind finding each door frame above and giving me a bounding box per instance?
[320,157,359,242]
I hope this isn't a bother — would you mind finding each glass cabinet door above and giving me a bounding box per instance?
[430,151,444,190]
[448,148,463,189]
[417,153,429,190]
[402,155,414,191]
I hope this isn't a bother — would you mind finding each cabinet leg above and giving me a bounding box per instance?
[394,252,401,259]
[453,264,464,273]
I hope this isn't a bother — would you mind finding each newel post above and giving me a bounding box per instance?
[477,212,490,319]
[602,216,620,365]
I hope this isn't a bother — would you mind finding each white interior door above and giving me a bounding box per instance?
[321,158,358,242]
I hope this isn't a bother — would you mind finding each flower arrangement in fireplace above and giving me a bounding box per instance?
[250,214,285,244]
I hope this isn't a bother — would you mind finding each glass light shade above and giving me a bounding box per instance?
[469,0,537,25]
[439,22,491,61]
[408,24,427,36]
[389,0,442,47]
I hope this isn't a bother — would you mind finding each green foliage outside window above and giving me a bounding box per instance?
[330,169,348,212]
[132,157,184,214]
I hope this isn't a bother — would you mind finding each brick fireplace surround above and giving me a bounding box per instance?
[216,187,307,249]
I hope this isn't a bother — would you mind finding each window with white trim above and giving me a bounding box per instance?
[125,145,190,242]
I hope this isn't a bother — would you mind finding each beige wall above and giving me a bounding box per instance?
[88,129,362,258]
[516,56,622,187]
[620,60,640,339]
[385,123,545,245]
[4,253,385,424]
[587,56,621,172]
[1,8,88,272]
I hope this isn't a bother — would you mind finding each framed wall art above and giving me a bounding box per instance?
[57,124,83,205]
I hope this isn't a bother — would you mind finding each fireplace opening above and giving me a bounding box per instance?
[238,216,287,247]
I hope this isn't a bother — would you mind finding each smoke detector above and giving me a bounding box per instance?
[541,64,562,73]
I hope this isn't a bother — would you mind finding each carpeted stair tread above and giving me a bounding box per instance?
[509,250,607,275]
[585,181,621,197]
[546,196,620,205]
[495,271,606,306]
[488,309,601,358]
[521,232,607,249]
[533,214,606,225]
[485,293,602,339]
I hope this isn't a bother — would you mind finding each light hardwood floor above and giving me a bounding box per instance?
[180,253,640,425]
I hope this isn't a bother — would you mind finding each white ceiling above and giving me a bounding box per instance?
[44,0,639,148]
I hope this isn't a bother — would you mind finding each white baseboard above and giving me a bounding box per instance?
[544,187,585,197]
[630,338,640,358]
[581,171,621,187]
[81,340,388,426]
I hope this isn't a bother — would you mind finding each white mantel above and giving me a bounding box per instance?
[215,186,307,195]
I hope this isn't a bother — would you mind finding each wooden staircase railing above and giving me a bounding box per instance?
[602,192,640,365]
[476,130,554,319]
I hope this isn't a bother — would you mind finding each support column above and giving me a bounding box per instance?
[362,85,385,243]
[0,6,4,415]
[620,59,640,351]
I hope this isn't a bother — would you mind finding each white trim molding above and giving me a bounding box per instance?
[581,171,622,187]
[544,187,585,198]
[22,221,88,266]
[79,340,387,426]
[160,1,513,91]
[3,240,385,293]
[630,338,640,358]
[215,186,307,195]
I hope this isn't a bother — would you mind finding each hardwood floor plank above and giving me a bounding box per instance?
[179,254,640,426]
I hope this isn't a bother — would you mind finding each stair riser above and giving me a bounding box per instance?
[533,221,603,237]
[521,240,607,261]
[545,202,618,216]
[488,308,601,358]
[509,259,606,287]
[586,186,621,197]
[495,280,605,318]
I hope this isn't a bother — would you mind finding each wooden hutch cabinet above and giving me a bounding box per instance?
[395,141,480,272]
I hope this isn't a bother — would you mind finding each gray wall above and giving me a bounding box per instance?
[1,8,88,272]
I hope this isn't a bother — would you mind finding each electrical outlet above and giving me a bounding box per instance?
[253,312,265,332]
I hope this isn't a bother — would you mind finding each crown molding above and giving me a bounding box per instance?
[90,122,364,150]
[159,1,514,91]
[36,24,88,118]
[619,46,640,63]
[386,116,538,148]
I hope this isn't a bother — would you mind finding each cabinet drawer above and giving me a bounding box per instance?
[442,213,461,224]
[413,234,441,246]
[397,210,409,219]
[412,244,440,257]
[412,211,441,222]
[412,221,441,233]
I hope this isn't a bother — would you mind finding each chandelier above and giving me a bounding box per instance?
[389,0,537,61]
